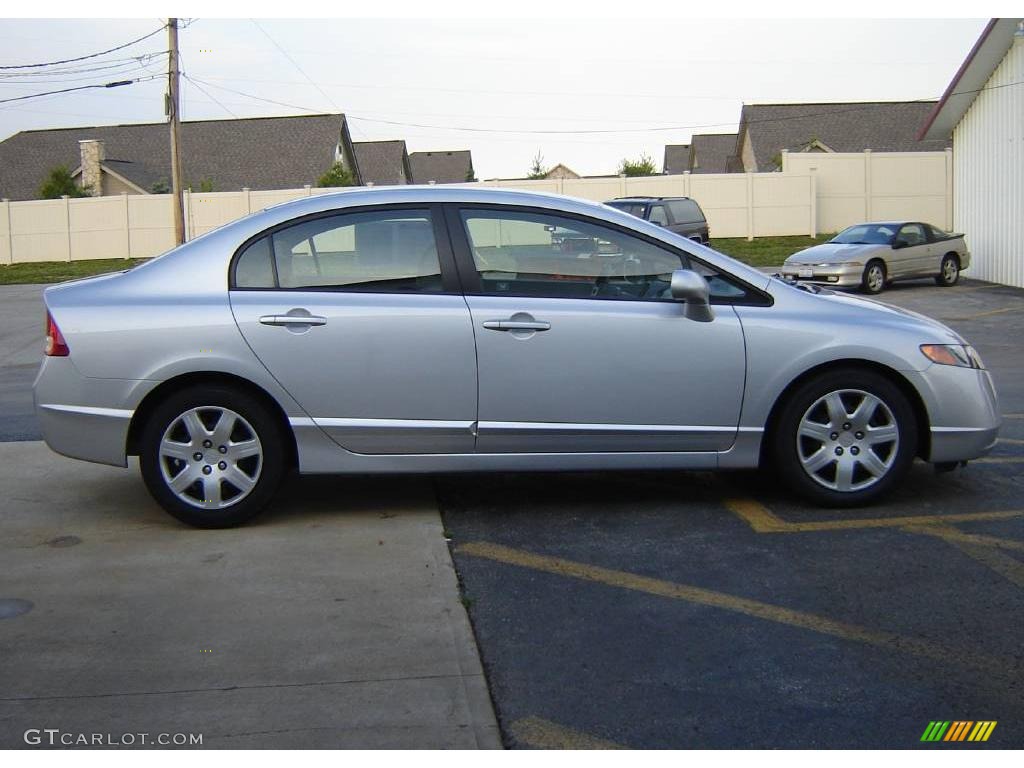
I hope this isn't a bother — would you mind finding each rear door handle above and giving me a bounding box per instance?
[482,320,551,332]
[259,314,327,327]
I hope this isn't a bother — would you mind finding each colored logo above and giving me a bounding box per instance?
[921,721,997,742]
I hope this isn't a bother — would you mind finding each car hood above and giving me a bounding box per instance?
[785,243,886,265]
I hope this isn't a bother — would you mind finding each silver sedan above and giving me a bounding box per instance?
[34,188,1000,527]
[781,222,971,294]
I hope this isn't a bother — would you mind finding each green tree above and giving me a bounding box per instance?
[527,151,548,180]
[38,166,90,199]
[465,167,478,183]
[187,178,215,193]
[618,154,657,177]
[317,161,356,188]
[149,179,170,194]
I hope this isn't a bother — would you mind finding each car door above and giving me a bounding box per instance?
[447,205,748,453]
[893,223,930,277]
[229,204,477,454]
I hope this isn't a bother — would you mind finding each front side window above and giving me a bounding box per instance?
[459,209,748,302]
[897,223,926,247]
[233,209,443,292]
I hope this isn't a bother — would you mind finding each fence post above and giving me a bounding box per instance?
[122,192,131,259]
[619,174,627,198]
[184,188,192,241]
[745,172,754,241]
[683,171,691,198]
[863,149,873,221]
[243,187,252,214]
[809,170,817,238]
[944,147,954,230]
[63,195,72,262]
[304,184,312,197]
[2,198,11,265]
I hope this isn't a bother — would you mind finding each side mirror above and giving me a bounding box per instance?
[670,269,714,322]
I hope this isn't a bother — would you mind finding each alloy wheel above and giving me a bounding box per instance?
[796,389,899,492]
[158,406,263,509]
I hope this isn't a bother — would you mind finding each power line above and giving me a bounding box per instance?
[0,75,159,105]
[183,73,237,118]
[0,24,166,70]
[250,20,339,112]
[0,52,167,79]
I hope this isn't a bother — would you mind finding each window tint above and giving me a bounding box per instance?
[605,201,647,219]
[927,224,949,241]
[235,236,275,288]
[667,199,703,224]
[648,204,669,226]
[831,224,897,245]
[897,223,926,247]
[236,209,443,292]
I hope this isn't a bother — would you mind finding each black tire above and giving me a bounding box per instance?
[139,384,287,528]
[935,253,960,287]
[770,367,918,507]
[861,260,886,294]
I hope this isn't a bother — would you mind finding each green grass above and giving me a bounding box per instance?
[0,258,148,285]
[709,235,834,268]
[0,234,834,284]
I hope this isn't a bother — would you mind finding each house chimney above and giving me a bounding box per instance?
[78,139,105,196]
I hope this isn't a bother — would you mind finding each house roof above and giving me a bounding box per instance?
[739,101,949,171]
[662,144,691,174]
[0,113,352,200]
[353,140,411,185]
[409,150,474,184]
[918,19,1023,140]
[689,134,737,174]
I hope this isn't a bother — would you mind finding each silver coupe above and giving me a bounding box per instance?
[34,189,999,527]
[780,222,970,294]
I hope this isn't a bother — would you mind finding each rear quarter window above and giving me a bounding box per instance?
[667,199,704,224]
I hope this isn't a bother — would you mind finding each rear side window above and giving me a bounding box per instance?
[667,199,703,224]
[233,209,444,292]
[648,204,669,226]
[605,201,647,219]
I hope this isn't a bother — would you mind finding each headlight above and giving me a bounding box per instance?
[837,261,863,267]
[920,344,985,369]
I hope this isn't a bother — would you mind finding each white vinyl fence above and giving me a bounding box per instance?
[0,150,952,265]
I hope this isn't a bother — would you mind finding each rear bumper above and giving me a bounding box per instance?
[33,357,148,468]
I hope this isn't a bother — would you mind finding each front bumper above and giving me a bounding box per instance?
[905,363,1001,463]
[33,357,152,468]
[780,263,864,288]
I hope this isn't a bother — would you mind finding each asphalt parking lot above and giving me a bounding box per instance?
[1,277,1022,749]
[438,278,1024,749]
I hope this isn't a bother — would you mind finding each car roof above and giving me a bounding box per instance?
[608,196,694,202]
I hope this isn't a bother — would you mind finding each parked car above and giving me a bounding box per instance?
[780,222,970,294]
[604,196,709,244]
[35,188,999,528]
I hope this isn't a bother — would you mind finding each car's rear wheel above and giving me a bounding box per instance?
[771,368,917,506]
[861,261,886,294]
[935,254,960,286]
[139,385,286,528]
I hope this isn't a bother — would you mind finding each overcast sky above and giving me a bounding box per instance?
[0,18,988,179]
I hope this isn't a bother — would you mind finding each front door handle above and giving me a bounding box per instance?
[482,320,551,332]
[259,314,327,327]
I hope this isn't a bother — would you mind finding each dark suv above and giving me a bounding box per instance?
[604,196,709,244]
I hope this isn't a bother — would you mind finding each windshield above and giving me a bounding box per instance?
[830,224,897,245]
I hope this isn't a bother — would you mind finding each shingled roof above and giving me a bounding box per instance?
[352,140,412,185]
[738,101,950,171]
[409,150,474,184]
[689,134,737,174]
[662,144,691,174]
[0,113,355,201]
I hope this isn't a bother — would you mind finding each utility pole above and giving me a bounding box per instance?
[167,18,185,245]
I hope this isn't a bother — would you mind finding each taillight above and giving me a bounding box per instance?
[45,311,69,356]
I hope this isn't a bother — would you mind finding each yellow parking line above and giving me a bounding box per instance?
[1003,414,1024,419]
[997,437,1024,445]
[903,524,1024,553]
[457,541,1008,675]
[941,306,1023,321]
[907,525,1024,589]
[508,717,623,750]
[973,456,1024,464]
[725,497,1024,534]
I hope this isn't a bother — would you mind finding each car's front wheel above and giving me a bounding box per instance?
[861,261,886,294]
[771,368,918,506]
[935,254,960,287]
[139,385,287,528]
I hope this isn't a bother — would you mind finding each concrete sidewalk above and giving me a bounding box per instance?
[0,442,499,748]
